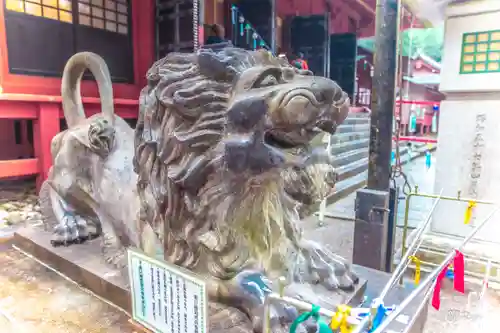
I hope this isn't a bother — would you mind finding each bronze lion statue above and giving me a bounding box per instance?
[40,47,358,332]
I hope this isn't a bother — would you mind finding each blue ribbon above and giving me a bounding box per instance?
[446,267,454,279]
[369,304,388,332]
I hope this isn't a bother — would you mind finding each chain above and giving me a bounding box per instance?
[391,117,412,196]
[193,0,199,51]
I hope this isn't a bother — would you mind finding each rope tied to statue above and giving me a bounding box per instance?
[329,304,353,333]
[409,255,421,285]
[289,305,331,333]
[464,200,476,224]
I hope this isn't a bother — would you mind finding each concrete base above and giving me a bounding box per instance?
[14,226,428,332]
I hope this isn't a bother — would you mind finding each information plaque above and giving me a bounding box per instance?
[128,249,208,333]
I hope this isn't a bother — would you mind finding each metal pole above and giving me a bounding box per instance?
[400,282,435,333]
[367,0,398,191]
[270,0,277,54]
[324,0,332,78]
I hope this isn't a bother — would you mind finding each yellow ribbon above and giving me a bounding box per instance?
[464,201,476,224]
[409,255,421,285]
[329,304,352,333]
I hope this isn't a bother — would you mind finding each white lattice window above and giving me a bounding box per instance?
[77,0,129,34]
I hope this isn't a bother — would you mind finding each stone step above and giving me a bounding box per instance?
[335,123,370,134]
[330,142,416,171]
[337,157,369,182]
[329,143,412,180]
[331,130,371,145]
[346,112,370,118]
[330,138,370,155]
[326,171,368,205]
[343,116,371,126]
[331,148,369,168]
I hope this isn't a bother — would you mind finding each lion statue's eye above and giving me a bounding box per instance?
[258,75,278,87]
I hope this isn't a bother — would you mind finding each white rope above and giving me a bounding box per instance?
[317,134,332,225]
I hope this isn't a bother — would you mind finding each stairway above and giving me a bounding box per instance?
[322,112,435,205]
[231,0,272,48]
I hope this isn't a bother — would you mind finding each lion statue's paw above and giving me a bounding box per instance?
[49,201,100,247]
[297,240,359,291]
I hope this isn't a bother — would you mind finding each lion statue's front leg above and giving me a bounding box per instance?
[39,181,101,246]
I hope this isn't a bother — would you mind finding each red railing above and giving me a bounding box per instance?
[393,136,437,144]
[0,93,138,190]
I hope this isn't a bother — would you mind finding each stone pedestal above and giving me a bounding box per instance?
[431,1,500,243]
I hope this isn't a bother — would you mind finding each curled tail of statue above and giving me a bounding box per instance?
[61,52,115,128]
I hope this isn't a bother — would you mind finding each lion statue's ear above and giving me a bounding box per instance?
[69,118,115,159]
[88,118,115,158]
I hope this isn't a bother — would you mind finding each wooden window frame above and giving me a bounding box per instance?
[77,0,130,35]
[3,0,134,82]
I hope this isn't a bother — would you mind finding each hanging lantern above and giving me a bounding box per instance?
[431,112,438,133]
[252,32,258,49]
[425,150,432,169]
[231,5,237,25]
[409,112,417,133]
[245,23,251,44]
[239,16,245,36]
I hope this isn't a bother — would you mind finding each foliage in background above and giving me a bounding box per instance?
[357,25,445,62]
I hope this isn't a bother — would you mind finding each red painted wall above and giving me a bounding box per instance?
[0,119,33,160]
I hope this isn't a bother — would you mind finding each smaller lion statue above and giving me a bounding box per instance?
[41,47,359,333]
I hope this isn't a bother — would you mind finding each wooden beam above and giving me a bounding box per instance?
[0,100,38,119]
[0,93,138,105]
[0,159,39,179]
[354,0,375,15]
